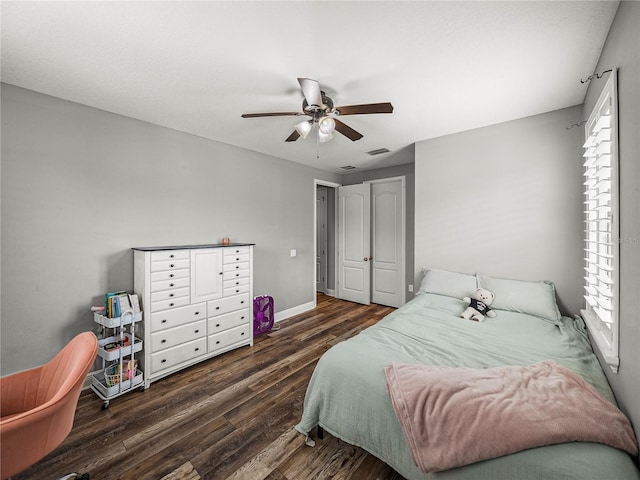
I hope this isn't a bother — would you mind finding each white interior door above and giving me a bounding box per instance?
[338,184,371,305]
[370,179,404,308]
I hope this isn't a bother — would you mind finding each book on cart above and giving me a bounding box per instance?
[104,291,141,318]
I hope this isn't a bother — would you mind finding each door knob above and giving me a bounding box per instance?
[364,256,373,261]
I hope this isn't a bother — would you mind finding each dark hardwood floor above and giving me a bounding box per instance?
[14,294,406,480]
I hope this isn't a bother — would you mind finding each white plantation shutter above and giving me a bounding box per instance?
[581,69,619,372]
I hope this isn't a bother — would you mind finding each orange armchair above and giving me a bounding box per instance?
[1,332,98,480]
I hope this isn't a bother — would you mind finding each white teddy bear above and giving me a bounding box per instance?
[461,288,496,322]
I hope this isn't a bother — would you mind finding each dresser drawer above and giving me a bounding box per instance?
[151,250,190,262]
[151,319,207,352]
[224,246,250,256]
[151,268,189,283]
[207,293,250,317]
[151,258,190,272]
[151,276,190,292]
[223,262,249,274]
[223,276,249,289]
[151,296,190,312]
[224,284,250,297]
[208,309,250,334]
[150,337,207,373]
[223,253,250,264]
[150,303,206,332]
[208,324,251,353]
[223,269,249,282]
[151,286,190,303]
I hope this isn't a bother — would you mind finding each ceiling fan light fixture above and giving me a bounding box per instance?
[318,130,334,143]
[295,120,312,139]
[318,116,336,135]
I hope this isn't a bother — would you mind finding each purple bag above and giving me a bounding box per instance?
[253,295,274,336]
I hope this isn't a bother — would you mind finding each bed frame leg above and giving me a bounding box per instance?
[317,425,324,439]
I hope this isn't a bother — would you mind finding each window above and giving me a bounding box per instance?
[581,69,619,373]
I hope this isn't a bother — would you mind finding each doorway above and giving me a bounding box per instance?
[316,186,328,294]
[315,180,339,298]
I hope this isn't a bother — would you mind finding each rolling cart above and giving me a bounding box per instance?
[91,310,144,409]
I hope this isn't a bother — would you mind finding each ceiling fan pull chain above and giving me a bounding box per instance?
[316,125,320,159]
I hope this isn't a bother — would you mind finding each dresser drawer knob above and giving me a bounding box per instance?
[169,274,174,278]
[169,303,174,307]
[216,306,220,310]
[235,289,240,293]
[161,359,167,364]
[169,293,174,297]
[162,319,167,324]
[235,266,239,270]
[195,347,200,352]
[241,300,245,304]
[195,329,200,334]
[216,340,220,345]
[216,323,220,327]
[169,254,174,258]
[170,264,175,268]
[236,257,240,261]
[169,283,174,287]
[161,339,167,343]
[219,271,223,275]
[241,316,245,320]
[241,332,245,336]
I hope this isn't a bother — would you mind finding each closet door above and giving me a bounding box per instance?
[337,184,371,305]
[370,179,404,308]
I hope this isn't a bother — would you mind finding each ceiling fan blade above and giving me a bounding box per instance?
[298,78,323,108]
[334,119,363,141]
[285,130,301,142]
[241,112,303,118]
[335,102,394,116]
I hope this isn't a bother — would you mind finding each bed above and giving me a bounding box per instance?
[295,270,640,479]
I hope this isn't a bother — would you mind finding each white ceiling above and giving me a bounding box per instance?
[1,1,618,172]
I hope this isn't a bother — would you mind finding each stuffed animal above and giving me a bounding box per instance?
[461,288,496,322]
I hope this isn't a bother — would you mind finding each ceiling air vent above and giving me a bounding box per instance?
[338,165,357,171]
[366,148,390,156]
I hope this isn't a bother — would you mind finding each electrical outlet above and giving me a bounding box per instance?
[290,249,297,258]
[408,284,413,292]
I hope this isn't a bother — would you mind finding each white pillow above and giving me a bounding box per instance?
[477,273,561,322]
[418,268,477,299]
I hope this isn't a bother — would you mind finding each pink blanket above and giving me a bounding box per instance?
[384,360,638,472]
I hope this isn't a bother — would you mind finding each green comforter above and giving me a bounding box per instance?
[295,293,640,480]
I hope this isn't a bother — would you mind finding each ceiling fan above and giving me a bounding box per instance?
[241,78,393,143]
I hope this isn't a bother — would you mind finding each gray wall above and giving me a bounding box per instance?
[415,106,584,316]
[582,0,640,440]
[0,83,341,375]
[342,158,416,301]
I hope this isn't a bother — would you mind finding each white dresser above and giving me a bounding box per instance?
[133,244,254,388]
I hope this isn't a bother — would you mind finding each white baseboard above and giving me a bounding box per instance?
[275,300,315,322]
[324,289,336,297]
